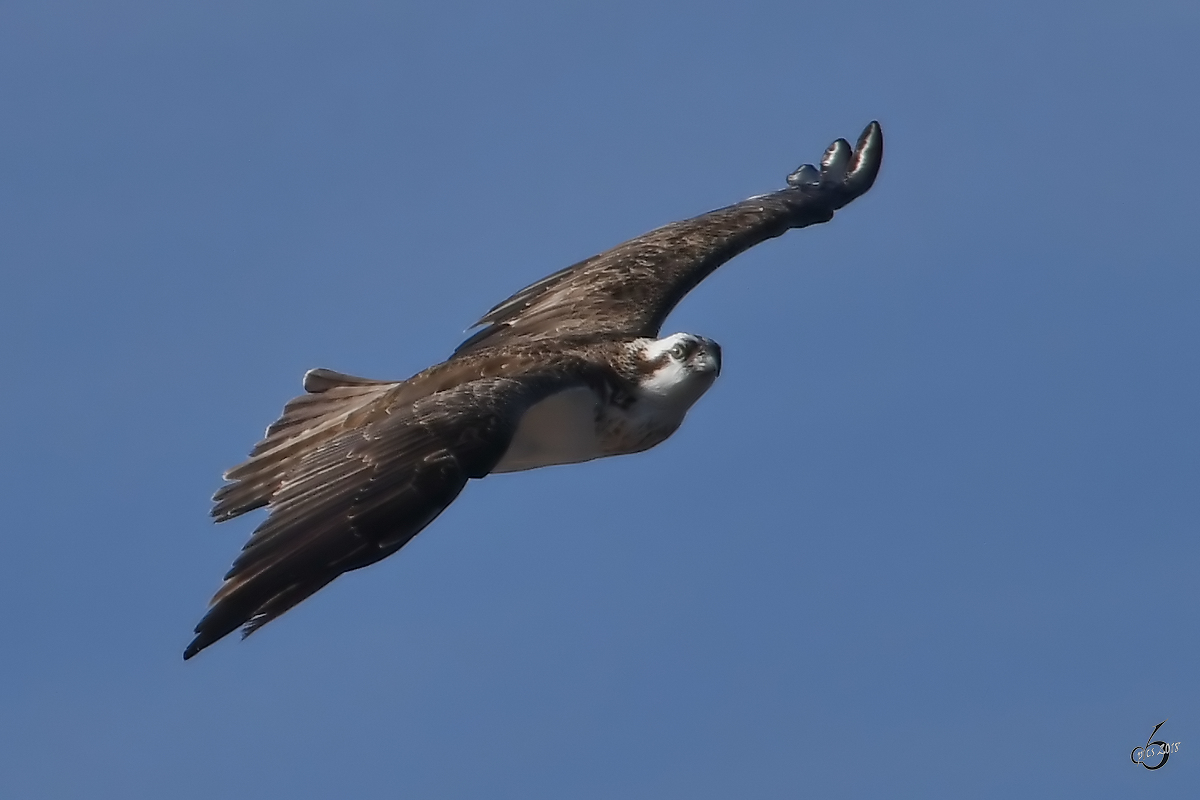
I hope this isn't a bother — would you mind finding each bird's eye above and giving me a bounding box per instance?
[669,343,688,360]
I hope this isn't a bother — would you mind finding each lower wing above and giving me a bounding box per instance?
[186,371,572,659]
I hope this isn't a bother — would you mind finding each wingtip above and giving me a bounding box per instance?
[784,121,883,205]
[845,121,883,198]
[183,613,237,660]
[820,138,853,182]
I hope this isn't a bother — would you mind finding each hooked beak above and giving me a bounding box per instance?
[696,339,722,376]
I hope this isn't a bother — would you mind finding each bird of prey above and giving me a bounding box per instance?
[185,121,883,659]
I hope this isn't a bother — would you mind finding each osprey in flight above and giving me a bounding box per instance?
[185,121,883,659]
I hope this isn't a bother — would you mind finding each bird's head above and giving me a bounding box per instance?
[633,332,722,408]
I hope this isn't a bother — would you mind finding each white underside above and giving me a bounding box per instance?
[492,387,606,473]
[491,335,718,475]
[491,383,695,474]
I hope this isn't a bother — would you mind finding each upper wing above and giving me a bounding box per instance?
[186,369,577,659]
[454,121,882,356]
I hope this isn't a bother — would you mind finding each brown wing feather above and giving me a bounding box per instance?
[186,369,588,659]
[211,369,402,522]
[454,122,882,355]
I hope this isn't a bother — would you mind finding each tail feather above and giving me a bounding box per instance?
[210,370,399,522]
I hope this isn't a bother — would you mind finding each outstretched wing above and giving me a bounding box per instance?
[185,370,575,659]
[454,121,882,356]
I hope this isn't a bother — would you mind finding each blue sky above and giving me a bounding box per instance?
[1,2,1197,797]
